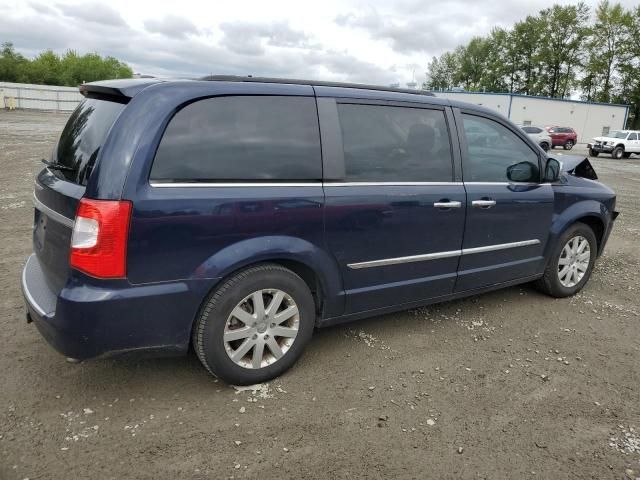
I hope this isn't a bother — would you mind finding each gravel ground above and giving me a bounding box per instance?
[1,109,639,480]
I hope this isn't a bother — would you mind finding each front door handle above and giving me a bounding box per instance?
[433,200,462,209]
[471,199,496,208]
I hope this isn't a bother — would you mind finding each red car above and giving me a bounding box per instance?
[545,126,578,150]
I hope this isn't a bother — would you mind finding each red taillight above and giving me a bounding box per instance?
[70,199,132,278]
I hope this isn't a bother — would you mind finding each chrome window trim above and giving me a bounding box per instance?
[149,182,323,188]
[149,181,464,188]
[21,254,48,317]
[149,181,554,187]
[324,182,463,187]
[32,192,74,228]
[347,239,541,269]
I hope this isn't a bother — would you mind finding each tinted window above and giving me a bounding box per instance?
[151,96,321,181]
[522,126,541,134]
[337,104,453,182]
[55,98,124,185]
[628,133,638,140]
[462,114,539,182]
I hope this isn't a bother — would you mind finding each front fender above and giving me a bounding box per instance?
[547,199,610,256]
[193,236,345,317]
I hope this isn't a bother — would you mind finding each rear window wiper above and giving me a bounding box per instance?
[41,159,76,172]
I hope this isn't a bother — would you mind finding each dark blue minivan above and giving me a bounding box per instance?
[22,76,618,384]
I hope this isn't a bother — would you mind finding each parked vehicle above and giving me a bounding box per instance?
[588,130,640,159]
[22,77,618,385]
[519,125,552,151]
[545,126,578,150]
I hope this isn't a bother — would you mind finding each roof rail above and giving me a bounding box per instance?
[199,75,434,97]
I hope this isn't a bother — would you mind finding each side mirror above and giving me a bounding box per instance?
[507,161,538,182]
[544,158,561,182]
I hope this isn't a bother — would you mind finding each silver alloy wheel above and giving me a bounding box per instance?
[557,235,590,288]
[223,289,300,369]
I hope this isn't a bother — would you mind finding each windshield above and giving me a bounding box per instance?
[608,131,628,139]
[54,98,125,185]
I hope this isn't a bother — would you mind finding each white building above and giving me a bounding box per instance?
[432,91,629,144]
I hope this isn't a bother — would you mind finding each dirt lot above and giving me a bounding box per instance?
[1,109,639,480]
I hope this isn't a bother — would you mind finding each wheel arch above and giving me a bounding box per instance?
[549,202,608,258]
[190,236,345,328]
[574,215,605,252]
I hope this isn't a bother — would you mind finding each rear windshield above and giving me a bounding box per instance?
[54,98,124,185]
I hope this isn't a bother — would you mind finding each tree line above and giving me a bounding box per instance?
[424,1,640,128]
[0,42,133,87]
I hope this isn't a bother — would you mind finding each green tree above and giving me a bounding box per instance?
[455,38,491,90]
[510,15,545,95]
[536,3,590,98]
[27,50,62,85]
[0,42,133,86]
[425,51,459,90]
[616,5,640,128]
[582,1,631,102]
[480,28,510,92]
[0,42,30,82]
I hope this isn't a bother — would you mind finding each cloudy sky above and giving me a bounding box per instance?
[1,0,637,86]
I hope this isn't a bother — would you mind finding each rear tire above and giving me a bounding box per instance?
[192,264,315,385]
[563,140,574,150]
[540,142,550,152]
[535,223,597,298]
[588,148,599,157]
[612,146,624,159]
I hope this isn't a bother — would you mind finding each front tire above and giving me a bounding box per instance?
[192,264,315,385]
[588,148,599,157]
[612,146,624,159]
[563,140,574,150]
[535,223,597,298]
[540,142,550,152]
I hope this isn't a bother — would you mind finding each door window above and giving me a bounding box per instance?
[462,114,540,183]
[628,133,638,140]
[151,96,321,181]
[336,104,453,182]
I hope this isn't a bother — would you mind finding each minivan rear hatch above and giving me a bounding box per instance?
[33,98,125,293]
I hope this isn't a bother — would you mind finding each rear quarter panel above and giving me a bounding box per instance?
[126,184,344,317]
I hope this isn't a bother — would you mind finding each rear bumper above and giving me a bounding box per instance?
[22,254,209,360]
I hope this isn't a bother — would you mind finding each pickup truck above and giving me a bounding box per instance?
[588,130,640,159]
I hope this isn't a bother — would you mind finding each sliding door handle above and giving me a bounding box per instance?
[433,200,462,209]
[472,199,496,208]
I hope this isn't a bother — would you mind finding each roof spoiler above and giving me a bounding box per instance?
[79,79,163,102]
